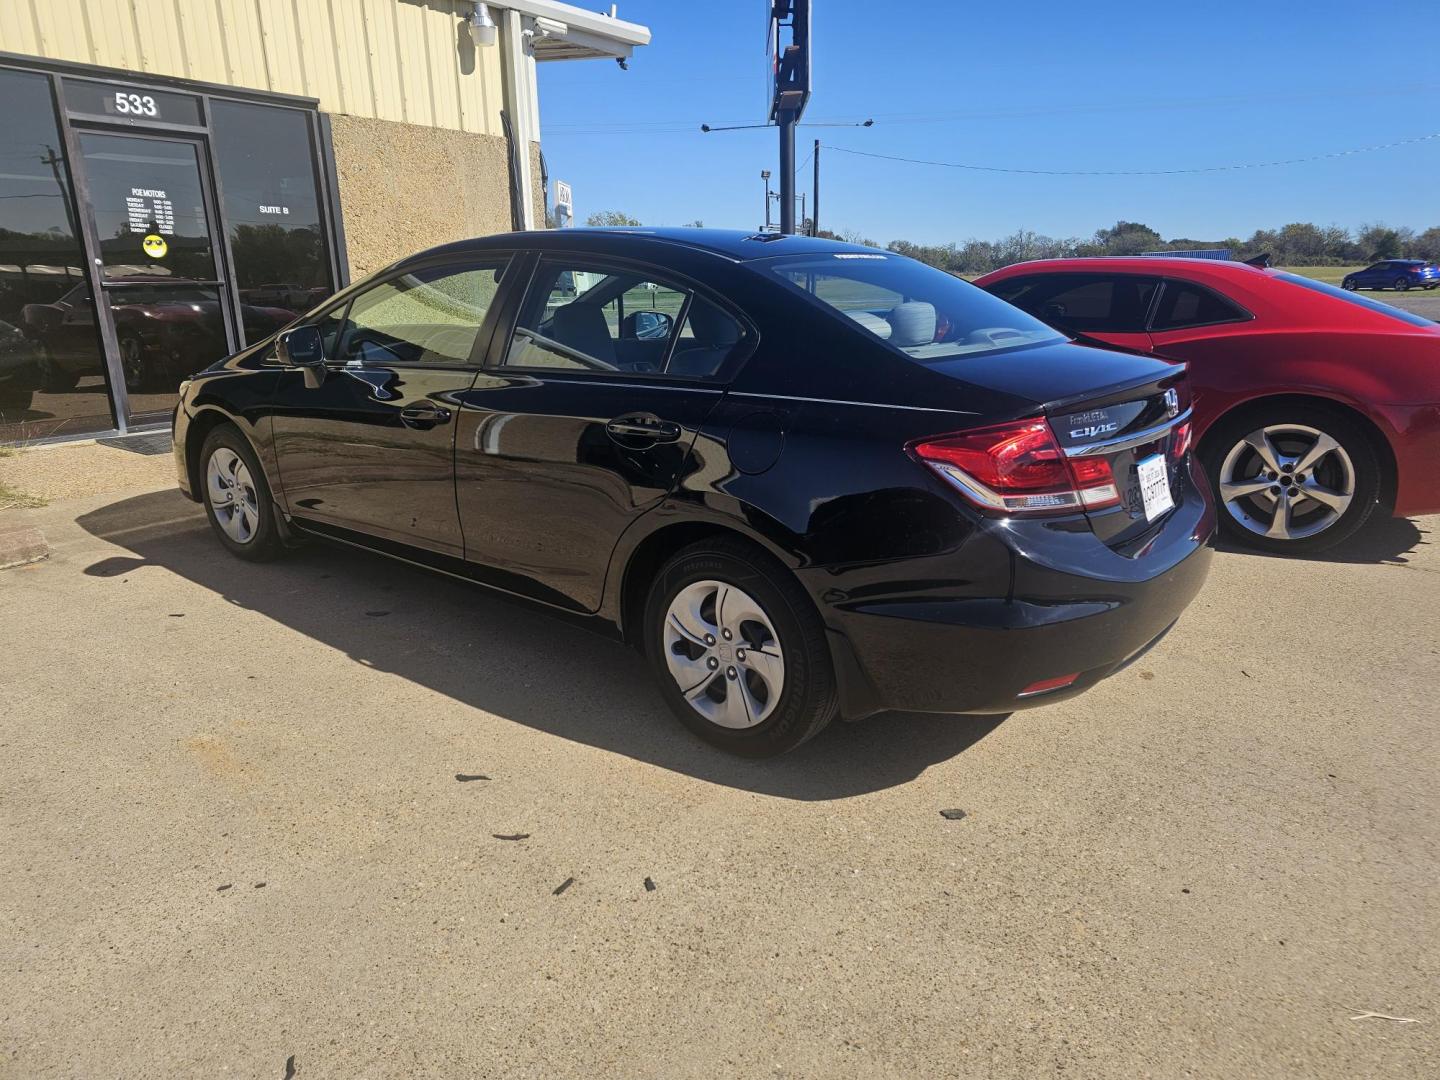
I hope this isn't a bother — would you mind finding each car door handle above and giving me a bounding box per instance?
[605,414,683,443]
[400,403,452,426]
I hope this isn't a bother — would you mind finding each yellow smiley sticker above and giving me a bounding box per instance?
[142,233,168,259]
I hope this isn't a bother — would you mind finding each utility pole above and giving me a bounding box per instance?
[768,0,811,235]
[811,139,820,236]
[761,169,772,231]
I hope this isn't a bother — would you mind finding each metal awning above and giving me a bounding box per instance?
[494,0,650,62]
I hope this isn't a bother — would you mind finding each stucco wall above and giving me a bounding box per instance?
[330,113,515,280]
[530,142,548,230]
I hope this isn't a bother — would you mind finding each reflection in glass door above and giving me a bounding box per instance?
[0,68,114,443]
[76,131,236,424]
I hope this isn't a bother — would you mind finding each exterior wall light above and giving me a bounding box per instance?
[468,2,498,46]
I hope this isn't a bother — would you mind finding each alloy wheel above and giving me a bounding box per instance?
[662,579,785,729]
[1394,277,1410,291]
[1218,423,1355,542]
[205,446,261,544]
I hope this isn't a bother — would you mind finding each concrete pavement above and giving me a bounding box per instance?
[1,480,1436,1078]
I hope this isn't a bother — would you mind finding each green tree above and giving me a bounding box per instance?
[1357,224,1403,260]
[585,210,642,227]
[1093,221,1163,255]
[1412,226,1440,261]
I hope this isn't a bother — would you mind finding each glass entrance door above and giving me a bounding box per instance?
[75,131,235,424]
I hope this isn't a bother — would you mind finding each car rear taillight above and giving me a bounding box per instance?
[1019,672,1080,697]
[910,419,1120,515]
[1170,420,1193,460]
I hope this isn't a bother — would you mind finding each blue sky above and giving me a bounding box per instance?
[536,1,1440,245]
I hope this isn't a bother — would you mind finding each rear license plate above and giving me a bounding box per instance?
[1137,453,1174,522]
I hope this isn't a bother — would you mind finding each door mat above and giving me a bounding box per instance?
[97,432,173,456]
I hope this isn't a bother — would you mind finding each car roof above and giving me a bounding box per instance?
[411,227,883,266]
[977,256,1278,284]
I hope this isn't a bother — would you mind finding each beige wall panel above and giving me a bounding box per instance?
[85,0,143,71]
[292,0,343,111]
[391,0,432,127]
[330,114,513,279]
[255,0,304,97]
[130,0,188,80]
[0,0,504,137]
[30,0,92,65]
[422,1,463,134]
[0,4,40,56]
[218,0,271,92]
[358,0,406,124]
[328,0,376,116]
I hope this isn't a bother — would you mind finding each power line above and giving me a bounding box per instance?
[826,132,1440,177]
[542,83,1440,134]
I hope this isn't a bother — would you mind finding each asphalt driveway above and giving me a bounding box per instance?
[1,480,1436,1078]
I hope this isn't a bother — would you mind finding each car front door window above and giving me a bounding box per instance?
[336,261,508,368]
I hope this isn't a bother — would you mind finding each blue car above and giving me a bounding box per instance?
[1342,259,1440,292]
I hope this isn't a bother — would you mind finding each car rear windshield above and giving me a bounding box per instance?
[1274,272,1438,329]
[764,253,1065,360]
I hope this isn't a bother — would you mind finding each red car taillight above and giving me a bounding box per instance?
[910,419,1120,515]
[1170,420,1193,460]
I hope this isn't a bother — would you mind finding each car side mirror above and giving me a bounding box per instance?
[621,310,674,341]
[276,325,327,389]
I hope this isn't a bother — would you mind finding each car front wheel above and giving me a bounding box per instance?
[644,538,836,757]
[1393,276,1411,291]
[1341,278,1357,291]
[199,424,284,561]
[1204,407,1381,554]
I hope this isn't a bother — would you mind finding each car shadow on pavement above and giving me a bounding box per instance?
[1216,514,1429,565]
[76,490,1004,800]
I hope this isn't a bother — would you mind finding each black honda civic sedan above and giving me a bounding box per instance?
[173,229,1214,756]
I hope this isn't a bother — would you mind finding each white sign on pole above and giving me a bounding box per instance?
[555,180,573,226]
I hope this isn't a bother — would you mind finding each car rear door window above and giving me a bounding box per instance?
[992,273,1158,334]
[1150,281,1248,331]
[335,260,508,367]
[506,260,745,378]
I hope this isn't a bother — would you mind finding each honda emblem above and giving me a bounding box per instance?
[1163,387,1180,418]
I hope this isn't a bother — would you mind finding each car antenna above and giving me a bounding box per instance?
[1244,252,1273,268]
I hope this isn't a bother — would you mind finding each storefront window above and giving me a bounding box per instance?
[0,68,115,441]
[211,101,333,333]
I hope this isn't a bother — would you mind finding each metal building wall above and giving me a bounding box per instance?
[0,0,505,137]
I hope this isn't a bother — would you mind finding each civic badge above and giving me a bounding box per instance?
[1163,387,1180,418]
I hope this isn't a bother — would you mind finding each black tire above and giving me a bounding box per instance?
[1202,404,1383,555]
[37,350,79,392]
[197,423,285,562]
[0,385,34,414]
[118,332,148,392]
[1393,276,1410,292]
[1341,278,1356,291]
[643,537,837,757]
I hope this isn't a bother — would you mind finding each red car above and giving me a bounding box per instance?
[975,258,1440,553]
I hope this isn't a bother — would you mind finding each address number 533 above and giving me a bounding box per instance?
[114,92,158,117]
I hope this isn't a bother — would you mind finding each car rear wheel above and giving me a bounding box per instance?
[644,538,836,757]
[118,332,149,392]
[36,348,79,392]
[1393,276,1410,291]
[199,424,284,561]
[1204,407,1381,554]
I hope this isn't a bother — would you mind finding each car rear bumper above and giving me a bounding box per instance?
[809,458,1216,718]
[1381,402,1440,517]
[172,403,195,500]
